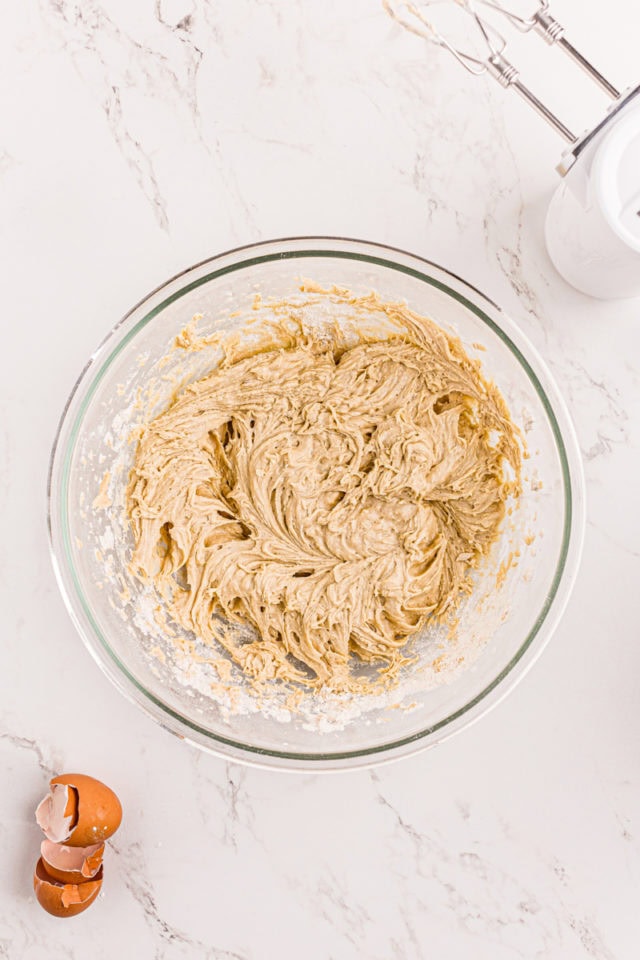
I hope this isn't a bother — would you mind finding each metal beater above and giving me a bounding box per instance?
[385,0,640,298]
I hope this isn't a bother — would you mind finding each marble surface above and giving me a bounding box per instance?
[1,0,639,955]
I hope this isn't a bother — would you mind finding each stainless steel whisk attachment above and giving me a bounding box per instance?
[385,0,640,298]
[384,0,621,143]
[475,0,619,98]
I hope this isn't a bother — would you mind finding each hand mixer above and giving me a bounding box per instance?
[384,0,640,299]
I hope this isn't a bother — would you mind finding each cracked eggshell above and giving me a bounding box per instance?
[35,782,78,843]
[36,773,122,846]
[40,839,104,884]
[33,858,103,918]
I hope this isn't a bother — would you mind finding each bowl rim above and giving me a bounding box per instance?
[47,236,586,770]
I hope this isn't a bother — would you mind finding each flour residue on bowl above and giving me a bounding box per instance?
[89,283,530,732]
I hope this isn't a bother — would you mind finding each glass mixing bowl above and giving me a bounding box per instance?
[48,238,585,770]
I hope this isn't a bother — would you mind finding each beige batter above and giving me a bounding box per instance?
[127,291,521,693]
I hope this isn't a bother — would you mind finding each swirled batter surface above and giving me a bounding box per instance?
[127,292,520,692]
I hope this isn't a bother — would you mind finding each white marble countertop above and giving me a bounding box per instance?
[2,0,639,956]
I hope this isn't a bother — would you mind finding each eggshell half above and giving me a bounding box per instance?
[33,858,103,918]
[35,783,78,843]
[40,839,104,884]
[36,774,122,847]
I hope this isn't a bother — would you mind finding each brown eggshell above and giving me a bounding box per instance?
[33,858,103,918]
[50,774,122,846]
[40,839,104,884]
[35,782,79,843]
